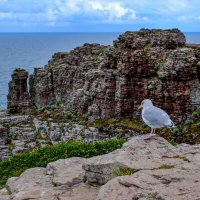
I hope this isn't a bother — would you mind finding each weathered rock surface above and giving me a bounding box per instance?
[6,168,53,194]
[0,188,10,200]
[58,183,99,200]
[4,135,200,200]
[83,135,191,185]
[7,29,200,123]
[46,157,87,187]
[0,113,138,160]
[0,115,29,124]
[6,158,99,200]
[96,164,200,200]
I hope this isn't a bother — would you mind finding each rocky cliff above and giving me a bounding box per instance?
[1,135,200,200]
[7,29,200,123]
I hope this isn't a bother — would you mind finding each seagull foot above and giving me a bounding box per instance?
[144,133,157,140]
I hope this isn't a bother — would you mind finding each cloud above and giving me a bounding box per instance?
[46,8,57,23]
[0,12,12,19]
[166,0,187,12]
[52,0,139,23]
[88,1,136,20]
[1,0,200,31]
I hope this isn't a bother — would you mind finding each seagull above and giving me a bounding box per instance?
[138,99,175,140]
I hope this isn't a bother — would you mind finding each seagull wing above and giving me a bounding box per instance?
[142,106,172,127]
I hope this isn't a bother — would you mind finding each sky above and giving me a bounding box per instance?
[0,0,200,32]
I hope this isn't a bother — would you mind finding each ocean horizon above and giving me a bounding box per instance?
[0,32,200,108]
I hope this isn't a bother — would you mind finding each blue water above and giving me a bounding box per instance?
[0,32,199,108]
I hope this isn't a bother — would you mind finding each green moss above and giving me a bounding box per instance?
[113,166,135,177]
[30,108,73,123]
[144,44,152,50]
[91,118,146,132]
[173,155,190,162]
[157,165,175,169]
[168,139,179,146]
[0,139,126,189]
[88,56,98,61]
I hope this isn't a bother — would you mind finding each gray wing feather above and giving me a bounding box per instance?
[142,106,170,126]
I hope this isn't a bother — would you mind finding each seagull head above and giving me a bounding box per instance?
[138,99,153,110]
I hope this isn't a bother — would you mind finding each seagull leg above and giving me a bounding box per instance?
[144,128,157,140]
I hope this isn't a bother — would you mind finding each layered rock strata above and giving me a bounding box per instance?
[2,135,200,200]
[7,29,200,122]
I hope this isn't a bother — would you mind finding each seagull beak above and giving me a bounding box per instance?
[138,105,143,110]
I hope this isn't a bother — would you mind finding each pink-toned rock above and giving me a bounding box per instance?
[58,183,99,200]
[10,187,60,200]
[6,168,53,194]
[97,163,200,200]
[46,157,87,186]
[83,135,189,185]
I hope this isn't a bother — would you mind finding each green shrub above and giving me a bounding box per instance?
[0,139,125,189]
[192,109,200,115]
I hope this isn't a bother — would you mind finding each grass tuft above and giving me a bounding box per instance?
[173,155,190,162]
[113,166,135,177]
[157,165,175,169]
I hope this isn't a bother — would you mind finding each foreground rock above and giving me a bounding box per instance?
[3,135,200,200]
[46,157,87,187]
[97,164,200,200]
[7,29,200,123]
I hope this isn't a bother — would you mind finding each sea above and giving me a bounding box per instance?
[0,32,199,109]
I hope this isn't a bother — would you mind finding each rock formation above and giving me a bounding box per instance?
[1,135,200,200]
[7,68,30,113]
[7,29,200,123]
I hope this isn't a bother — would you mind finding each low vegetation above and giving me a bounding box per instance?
[157,165,175,169]
[0,139,125,189]
[161,108,200,145]
[113,166,135,177]
[91,118,147,131]
[173,155,190,162]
